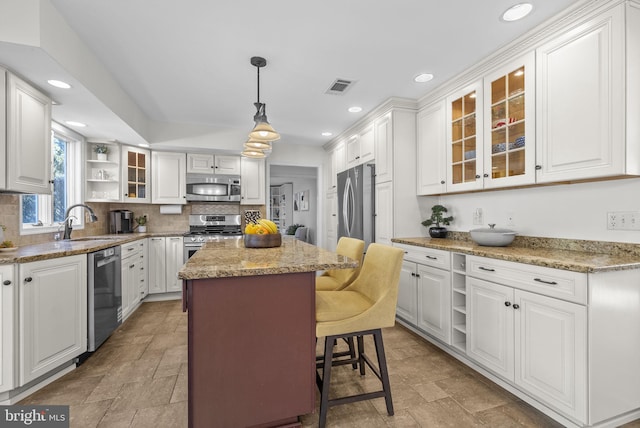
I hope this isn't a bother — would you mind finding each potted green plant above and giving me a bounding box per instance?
[95,144,109,161]
[135,215,148,233]
[421,205,454,238]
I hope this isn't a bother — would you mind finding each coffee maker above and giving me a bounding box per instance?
[109,210,134,234]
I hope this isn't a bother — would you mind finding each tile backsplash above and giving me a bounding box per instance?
[0,194,264,246]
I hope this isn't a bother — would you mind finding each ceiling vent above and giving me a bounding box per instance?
[325,78,355,95]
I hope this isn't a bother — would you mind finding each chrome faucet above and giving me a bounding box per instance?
[63,204,98,240]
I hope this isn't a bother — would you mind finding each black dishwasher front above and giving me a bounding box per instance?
[87,246,122,352]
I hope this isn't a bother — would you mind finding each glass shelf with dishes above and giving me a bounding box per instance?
[489,65,527,180]
[482,52,535,189]
[122,146,150,203]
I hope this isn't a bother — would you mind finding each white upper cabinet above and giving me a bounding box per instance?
[5,73,52,194]
[152,151,187,204]
[240,157,266,205]
[325,141,345,193]
[483,53,536,189]
[536,3,637,182]
[122,145,151,203]
[374,112,393,184]
[446,81,484,192]
[417,101,446,195]
[187,153,241,175]
[345,125,374,169]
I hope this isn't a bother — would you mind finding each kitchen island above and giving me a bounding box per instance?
[178,236,358,428]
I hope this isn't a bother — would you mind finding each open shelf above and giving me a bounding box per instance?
[451,252,468,355]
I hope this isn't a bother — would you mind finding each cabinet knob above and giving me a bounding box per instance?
[24,277,33,283]
[504,301,511,307]
[3,280,11,286]
[440,180,445,184]
[415,274,420,278]
[475,174,481,179]
[483,173,489,178]
[411,272,416,277]
[535,165,542,170]
[513,303,520,310]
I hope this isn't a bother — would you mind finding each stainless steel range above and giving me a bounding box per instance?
[183,214,243,262]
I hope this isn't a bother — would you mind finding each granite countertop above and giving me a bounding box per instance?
[179,236,358,280]
[0,231,187,264]
[392,236,640,273]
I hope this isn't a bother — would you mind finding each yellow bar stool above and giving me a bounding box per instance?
[315,243,404,428]
[316,237,365,291]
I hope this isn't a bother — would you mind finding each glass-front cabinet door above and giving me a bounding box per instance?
[121,146,151,203]
[483,53,535,189]
[446,81,483,192]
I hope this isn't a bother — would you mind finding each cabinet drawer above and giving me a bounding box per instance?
[466,256,587,304]
[121,240,144,259]
[394,244,450,270]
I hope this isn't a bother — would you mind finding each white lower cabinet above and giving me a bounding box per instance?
[148,237,167,294]
[395,244,451,343]
[121,240,146,320]
[19,255,87,385]
[397,260,418,324]
[467,276,587,422]
[416,264,451,344]
[165,237,183,292]
[148,237,184,294]
[0,265,15,393]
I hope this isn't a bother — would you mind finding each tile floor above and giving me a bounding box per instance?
[18,300,640,427]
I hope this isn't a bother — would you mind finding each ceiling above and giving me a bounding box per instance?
[1,0,583,153]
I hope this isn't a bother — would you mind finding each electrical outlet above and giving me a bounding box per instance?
[507,212,515,226]
[473,208,483,225]
[607,212,617,230]
[607,211,640,230]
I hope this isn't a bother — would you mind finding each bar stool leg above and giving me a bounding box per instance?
[318,335,335,428]
[373,329,394,416]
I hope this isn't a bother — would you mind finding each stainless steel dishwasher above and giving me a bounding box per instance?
[87,246,122,351]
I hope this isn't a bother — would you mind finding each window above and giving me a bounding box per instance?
[21,122,83,234]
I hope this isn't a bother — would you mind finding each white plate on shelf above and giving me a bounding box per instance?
[0,247,18,253]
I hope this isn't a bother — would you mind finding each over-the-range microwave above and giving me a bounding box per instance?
[185,174,241,202]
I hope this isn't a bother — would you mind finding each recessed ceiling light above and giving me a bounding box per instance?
[138,143,150,148]
[321,132,333,137]
[414,73,434,83]
[47,79,71,89]
[348,106,362,113]
[502,3,533,22]
[65,121,86,127]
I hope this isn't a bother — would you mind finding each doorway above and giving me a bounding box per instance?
[269,165,318,244]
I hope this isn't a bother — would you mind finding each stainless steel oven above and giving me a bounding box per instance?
[183,214,243,262]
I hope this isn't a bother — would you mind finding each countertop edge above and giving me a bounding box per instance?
[0,232,186,264]
[391,237,640,273]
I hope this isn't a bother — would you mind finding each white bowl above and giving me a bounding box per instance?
[470,224,516,247]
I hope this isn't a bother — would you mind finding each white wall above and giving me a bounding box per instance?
[434,177,640,243]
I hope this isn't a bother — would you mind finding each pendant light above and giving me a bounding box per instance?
[241,56,280,158]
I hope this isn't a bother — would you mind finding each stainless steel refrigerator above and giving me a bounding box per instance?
[337,163,375,249]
